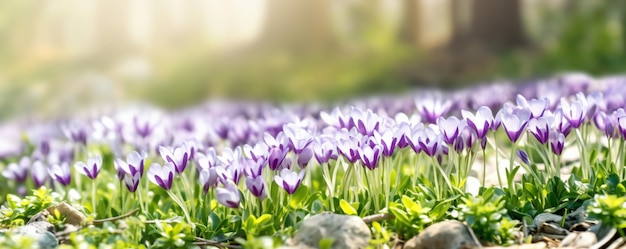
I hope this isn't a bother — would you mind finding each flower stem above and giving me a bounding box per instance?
[119,180,124,215]
[509,142,517,193]
[618,139,625,177]
[167,190,194,230]
[180,172,195,220]
[144,172,149,212]
[92,179,97,217]
[575,129,588,179]
[321,162,334,211]
[137,183,145,213]
[482,148,487,187]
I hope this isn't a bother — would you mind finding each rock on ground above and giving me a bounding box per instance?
[403,220,480,249]
[484,242,547,249]
[12,221,58,249]
[290,213,371,249]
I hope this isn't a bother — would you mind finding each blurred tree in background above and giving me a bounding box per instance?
[0,0,624,119]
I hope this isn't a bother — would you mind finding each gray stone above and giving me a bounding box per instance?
[484,242,547,249]
[13,221,58,249]
[606,237,626,249]
[46,202,86,226]
[533,213,563,228]
[564,207,587,228]
[591,225,619,249]
[559,232,597,248]
[291,213,371,249]
[403,220,480,249]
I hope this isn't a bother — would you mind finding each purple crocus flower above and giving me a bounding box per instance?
[458,126,477,151]
[437,116,464,145]
[243,142,269,162]
[215,160,244,185]
[320,107,350,129]
[394,112,422,127]
[199,168,218,194]
[296,147,313,168]
[517,95,549,118]
[359,143,382,170]
[159,145,189,174]
[499,109,530,143]
[274,168,305,195]
[373,130,398,157]
[453,134,465,153]
[337,136,360,163]
[147,162,175,190]
[409,125,443,157]
[394,123,414,149]
[355,109,381,136]
[31,161,49,188]
[419,126,443,157]
[313,140,337,165]
[618,115,626,139]
[40,140,51,157]
[549,131,565,156]
[245,175,266,199]
[124,172,141,192]
[196,148,218,171]
[218,146,240,165]
[517,149,530,165]
[74,155,102,180]
[216,180,240,208]
[115,151,145,180]
[48,162,71,186]
[277,157,293,171]
[62,120,89,146]
[406,126,424,154]
[264,132,289,151]
[244,158,266,178]
[594,111,618,138]
[267,147,288,170]
[560,98,586,128]
[282,124,313,154]
[3,157,30,183]
[45,142,75,165]
[552,109,573,137]
[461,106,494,139]
[527,117,550,144]
[228,118,257,146]
[417,98,452,123]
[212,117,230,140]
[577,92,602,120]
[0,123,26,159]
[182,140,197,161]
[132,113,159,139]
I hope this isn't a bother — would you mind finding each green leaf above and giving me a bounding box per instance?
[430,201,452,221]
[244,214,257,233]
[289,185,309,209]
[400,196,417,212]
[388,205,409,223]
[303,191,322,211]
[605,173,621,194]
[618,183,626,196]
[339,199,357,215]
[255,214,272,226]
[319,237,335,249]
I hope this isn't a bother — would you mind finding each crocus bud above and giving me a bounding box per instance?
[217,180,241,209]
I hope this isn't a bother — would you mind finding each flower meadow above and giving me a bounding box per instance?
[2,73,626,248]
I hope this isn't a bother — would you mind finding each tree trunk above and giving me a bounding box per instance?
[469,0,526,49]
[399,0,421,47]
[256,0,332,52]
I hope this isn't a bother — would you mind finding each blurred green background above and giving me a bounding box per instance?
[0,0,624,119]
